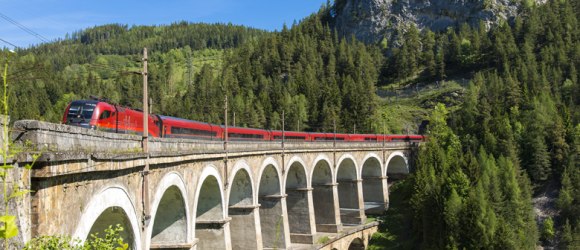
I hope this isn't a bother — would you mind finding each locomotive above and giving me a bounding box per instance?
[62,99,426,142]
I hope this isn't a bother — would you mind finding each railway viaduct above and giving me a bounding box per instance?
[6,120,419,250]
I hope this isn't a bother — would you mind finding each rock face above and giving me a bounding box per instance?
[333,0,521,43]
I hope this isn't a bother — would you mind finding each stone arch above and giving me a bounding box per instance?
[147,172,189,248]
[336,154,360,181]
[310,154,335,184]
[348,237,365,250]
[361,153,387,214]
[227,161,259,250]
[385,151,409,180]
[336,154,363,225]
[284,156,309,189]
[285,156,313,243]
[256,157,283,197]
[227,160,256,206]
[257,157,287,249]
[72,186,141,249]
[193,165,227,249]
[311,155,339,233]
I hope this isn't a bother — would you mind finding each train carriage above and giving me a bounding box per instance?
[62,99,426,143]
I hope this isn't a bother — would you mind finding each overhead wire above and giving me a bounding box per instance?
[0,12,50,43]
[0,37,18,49]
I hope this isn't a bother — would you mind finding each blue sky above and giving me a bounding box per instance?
[0,0,329,48]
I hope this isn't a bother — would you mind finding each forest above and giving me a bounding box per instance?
[1,0,579,248]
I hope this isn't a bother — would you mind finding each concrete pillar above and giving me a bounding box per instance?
[229,205,259,250]
[313,183,341,233]
[258,195,289,249]
[355,179,366,224]
[337,179,365,225]
[254,205,264,250]
[362,176,387,214]
[195,220,228,250]
[306,188,317,236]
[382,176,390,209]
[286,188,316,244]
[331,184,343,231]
[279,195,292,249]
[223,220,232,250]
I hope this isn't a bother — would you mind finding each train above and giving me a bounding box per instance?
[62,99,426,143]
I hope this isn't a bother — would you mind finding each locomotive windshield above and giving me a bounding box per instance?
[65,100,98,128]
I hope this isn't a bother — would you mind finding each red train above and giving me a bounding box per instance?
[62,99,426,143]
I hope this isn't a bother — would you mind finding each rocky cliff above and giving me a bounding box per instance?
[333,0,523,43]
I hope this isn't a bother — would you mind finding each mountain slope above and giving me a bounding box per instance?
[332,0,524,43]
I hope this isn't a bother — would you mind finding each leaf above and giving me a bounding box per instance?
[0,215,18,239]
[0,164,13,170]
[9,188,31,200]
[115,241,129,250]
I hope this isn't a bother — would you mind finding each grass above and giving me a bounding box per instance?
[378,80,465,133]
[317,236,331,244]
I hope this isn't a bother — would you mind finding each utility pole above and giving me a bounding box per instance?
[224,95,229,188]
[281,110,285,174]
[282,111,285,141]
[142,47,149,152]
[141,47,151,230]
[333,118,337,148]
[224,95,228,150]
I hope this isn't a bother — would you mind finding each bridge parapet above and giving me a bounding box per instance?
[13,120,412,157]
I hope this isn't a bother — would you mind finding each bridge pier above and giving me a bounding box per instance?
[285,160,317,244]
[361,155,388,214]
[336,156,365,225]
[194,168,229,250]
[257,163,290,249]
[227,164,260,250]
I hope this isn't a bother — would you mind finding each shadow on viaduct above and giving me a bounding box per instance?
[10,120,419,250]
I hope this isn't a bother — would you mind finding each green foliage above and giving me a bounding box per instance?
[317,236,330,244]
[1,50,38,249]
[406,103,538,249]
[23,235,80,250]
[24,224,128,250]
[84,225,128,250]
[541,217,555,242]
[0,216,17,240]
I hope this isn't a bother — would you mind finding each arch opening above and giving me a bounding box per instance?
[285,161,313,243]
[228,169,258,250]
[386,154,409,180]
[348,237,365,250]
[195,175,226,249]
[151,186,187,245]
[258,164,286,249]
[362,157,386,214]
[87,207,136,249]
[337,158,362,225]
[311,160,338,233]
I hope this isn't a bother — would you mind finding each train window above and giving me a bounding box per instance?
[273,135,306,140]
[228,133,264,139]
[68,102,95,119]
[171,126,217,137]
[99,110,111,120]
[314,137,338,141]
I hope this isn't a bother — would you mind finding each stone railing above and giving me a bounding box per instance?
[12,120,411,158]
